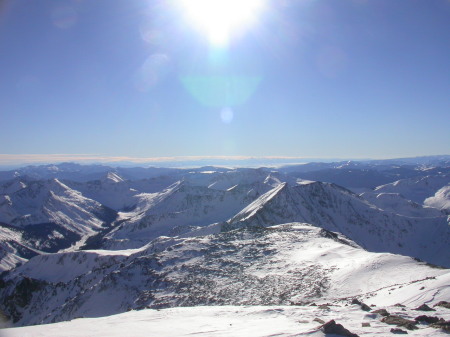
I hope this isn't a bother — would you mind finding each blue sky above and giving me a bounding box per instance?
[0,0,449,165]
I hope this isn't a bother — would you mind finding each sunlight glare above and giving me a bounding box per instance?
[180,0,264,46]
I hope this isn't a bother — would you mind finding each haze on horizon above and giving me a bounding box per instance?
[1,0,449,161]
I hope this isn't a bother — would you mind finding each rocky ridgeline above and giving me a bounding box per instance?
[313,300,450,336]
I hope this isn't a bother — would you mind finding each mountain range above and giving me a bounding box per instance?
[0,156,449,334]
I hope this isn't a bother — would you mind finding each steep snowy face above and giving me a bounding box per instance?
[224,182,450,267]
[360,192,445,218]
[0,179,112,235]
[185,168,285,191]
[102,179,277,249]
[0,225,40,271]
[61,169,280,213]
[104,172,124,183]
[1,223,448,327]
[0,178,28,195]
[425,185,450,212]
[63,173,139,211]
[374,174,450,204]
[0,178,118,270]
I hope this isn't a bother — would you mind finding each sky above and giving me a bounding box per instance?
[0,0,449,165]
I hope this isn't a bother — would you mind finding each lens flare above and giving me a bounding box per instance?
[220,107,234,124]
[181,75,261,107]
[179,0,265,46]
[133,54,170,91]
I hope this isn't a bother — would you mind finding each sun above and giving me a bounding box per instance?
[179,0,265,46]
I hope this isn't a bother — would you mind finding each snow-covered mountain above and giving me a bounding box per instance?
[279,157,450,190]
[183,167,283,190]
[63,172,139,211]
[374,174,450,204]
[0,159,449,332]
[425,185,450,212]
[225,182,450,267]
[0,179,117,270]
[0,163,185,183]
[0,178,28,195]
[1,223,449,327]
[0,179,110,231]
[359,191,444,217]
[0,224,41,271]
[1,164,449,270]
[101,179,277,249]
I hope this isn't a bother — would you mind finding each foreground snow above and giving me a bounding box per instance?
[2,304,450,337]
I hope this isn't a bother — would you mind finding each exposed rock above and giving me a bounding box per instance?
[351,299,362,305]
[390,328,408,334]
[435,301,450,309]
[430,320,450,332]
[372,308,390,316]
[381,316,418,331]
[361,322,370,327]
[2,276,48,323]
[360,303,371,312]
[351,298,371,311]
[414,315,440,324]
[394,303,406,308]
[414,303,435,311]
[313,317,325,324]
[399,322,417,331]
[321,320,359,337]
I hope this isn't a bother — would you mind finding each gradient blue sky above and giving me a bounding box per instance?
[0,0,449,165]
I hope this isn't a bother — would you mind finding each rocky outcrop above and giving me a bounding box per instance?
[390,328,408,334]
[430,320,450,332]
[414,303,435,311]
[351,298,371,311]
[414,315,440,324]
[372,308,390,316]
[320,320,359,337]
[381,315,418,330]
[435,301,450,309]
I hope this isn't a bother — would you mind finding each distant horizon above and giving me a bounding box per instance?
[0,153,449,170]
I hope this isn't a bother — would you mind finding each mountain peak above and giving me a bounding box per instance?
[104,172,124,183]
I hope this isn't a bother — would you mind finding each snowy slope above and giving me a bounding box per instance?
[0,178,28,195]
[225,182,450,267]
[0,163,114,182]
[63,173,139,211]
[3,302,450,337]
[1,223,449,327]
[0,179,113,234]
[184,168,284,190]
[425,185,450,212]
[0,179,118,270]
[101,179,276,249]
[374,174,450,204]
[0,224,40,271]
[359,191,444,217]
